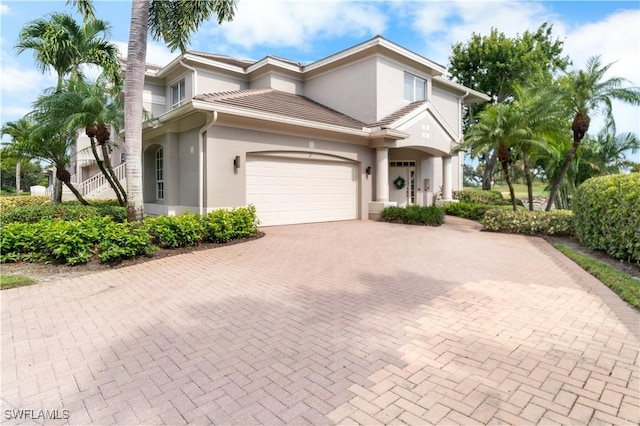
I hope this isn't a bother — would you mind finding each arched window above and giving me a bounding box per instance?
[156,148,164,200]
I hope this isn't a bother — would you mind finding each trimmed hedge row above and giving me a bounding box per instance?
[481,209,574,236]
[1,202,127,224]
[453,189,505,204]
[0,195,50,212]
[444,201,519,221]
[0,206,259,265]
[380,205,444,226]
[573,173,640,263]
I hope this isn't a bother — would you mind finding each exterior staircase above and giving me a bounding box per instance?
[50,163,127,201]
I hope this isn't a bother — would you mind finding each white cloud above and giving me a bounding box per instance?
[408,1,639,135]
[113,40,176,67]
[200,0,386,51]
[0,4,11,15]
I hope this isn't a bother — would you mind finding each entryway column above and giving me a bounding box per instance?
[376,147,389,202]
[442,156,453,200]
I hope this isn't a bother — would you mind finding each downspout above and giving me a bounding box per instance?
[458,91,470,190]
[179,59,197,98]
[198,111,217,215]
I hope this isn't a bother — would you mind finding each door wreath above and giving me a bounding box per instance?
[393,176,406,190]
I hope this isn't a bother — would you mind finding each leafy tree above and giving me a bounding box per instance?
[0,149,46,192]
[33,76,127,205]
[545,56,640,211]
[1,118,36,194]
[16,13,120,91]
[449,23,569,190]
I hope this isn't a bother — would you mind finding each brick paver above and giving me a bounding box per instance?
[1,217,638,425]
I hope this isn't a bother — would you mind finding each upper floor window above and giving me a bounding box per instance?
[404,73,426,101]
[171,79,185,108]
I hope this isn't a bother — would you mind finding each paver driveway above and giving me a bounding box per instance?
[1,218,639,425]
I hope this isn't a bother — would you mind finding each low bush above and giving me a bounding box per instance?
[1,203,127,224]
[453,189,505,204]
[444,201,511,221]
[0,206,259,265]
[481,209,574,236]
[573,173,640,263]
[380,205,444,226]
[0,195,50,213]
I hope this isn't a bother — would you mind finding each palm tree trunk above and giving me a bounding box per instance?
[522,153,534,211]
[501,160,517,211]
[56,167,89,205]
[545,139,580,211]
[99,142,127,204]
[15,159,21,194]
[89,137,124,205]
[124,0,149,222]
[482,149,498,190]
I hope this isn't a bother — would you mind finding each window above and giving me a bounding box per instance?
[156,148,164,200]
[171,79,185,108]
[404,73,426,101]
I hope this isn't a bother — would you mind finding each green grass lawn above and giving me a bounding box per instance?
[0,274,36,290]
[554,244,640,311]
[491,182,548,198]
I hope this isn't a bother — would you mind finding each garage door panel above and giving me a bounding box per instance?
[246,156,357,226]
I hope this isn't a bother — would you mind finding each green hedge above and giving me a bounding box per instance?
[0,206,259,265]
[1,202,127,224]
[453,189,505,204]
[444,201,517,221]
[573,173,640,263]
[0,195,50,213]
[380,205,444,226]
[481,209,574,236]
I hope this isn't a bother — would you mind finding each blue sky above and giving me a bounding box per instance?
[1,0,639,158]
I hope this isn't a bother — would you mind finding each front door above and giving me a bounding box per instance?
[389,161,416,207]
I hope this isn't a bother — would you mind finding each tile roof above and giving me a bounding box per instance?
[368,100,427,127]
[194,89,367,130]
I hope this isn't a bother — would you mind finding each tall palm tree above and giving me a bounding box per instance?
[461,103,522,211]
[545,56,640,211]
[122,0,238,221]
[1,119,36,194]
[33,76,127,205]
[575,129,640,185]
[16,13,120,91]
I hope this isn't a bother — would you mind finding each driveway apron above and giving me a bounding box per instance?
[1,218,638,425]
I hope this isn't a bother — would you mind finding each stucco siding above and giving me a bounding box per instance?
[430,87,460,139]
[197,70,247,94]
[143,82,166,118]
[375,56,431,122]
[205,126,373,219]
[304,56,377,124]
[250,72,302,94]
[178,128,200,207]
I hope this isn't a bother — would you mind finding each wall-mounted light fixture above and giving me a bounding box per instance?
[365,166,372,177]
[233,155,241,173]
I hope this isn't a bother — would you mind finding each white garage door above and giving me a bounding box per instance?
[246,155,358,226]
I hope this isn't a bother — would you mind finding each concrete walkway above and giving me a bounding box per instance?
[1,218,638,425]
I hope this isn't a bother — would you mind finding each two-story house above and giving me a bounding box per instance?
[139,35,488,226]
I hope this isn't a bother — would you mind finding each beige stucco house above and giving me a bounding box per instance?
[139,36,488,226]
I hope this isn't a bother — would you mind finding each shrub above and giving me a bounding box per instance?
[0,195,50,213]
[573,173,640,263]
[145,213,206,248]
[453,189,505,204]
[98,222,155,262]
[202,206,259,243]
[1,203,126,224]
[481,209,574,236]
[380,205,444,226]
[444,201,498,221]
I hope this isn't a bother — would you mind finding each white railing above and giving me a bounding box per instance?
[79,162,127,196]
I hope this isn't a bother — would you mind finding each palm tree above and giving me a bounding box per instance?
[121,0,237,221]
[545,56,640,211]
[1,119,36,195]
[511,85,569,210]
[16,13,120,91]
[33,76,127,205]
[575,129,639,185]
[461,103,522,211]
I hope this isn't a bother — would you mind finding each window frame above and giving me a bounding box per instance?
[155,147,164,200]
[171,78,186,109]
[404,72,427,102]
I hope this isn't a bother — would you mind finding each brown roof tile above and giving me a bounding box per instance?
[187,51,254,68]
[368,100,427,127]
[194,89,366,130]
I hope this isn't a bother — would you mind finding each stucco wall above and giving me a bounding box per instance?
[197,70,247,94]
[143,81,166,118]
[204,125,374,218]
[304,56,378,124]
[375,56,432,122]
[250,72,303,94]
[430,86,461,139]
